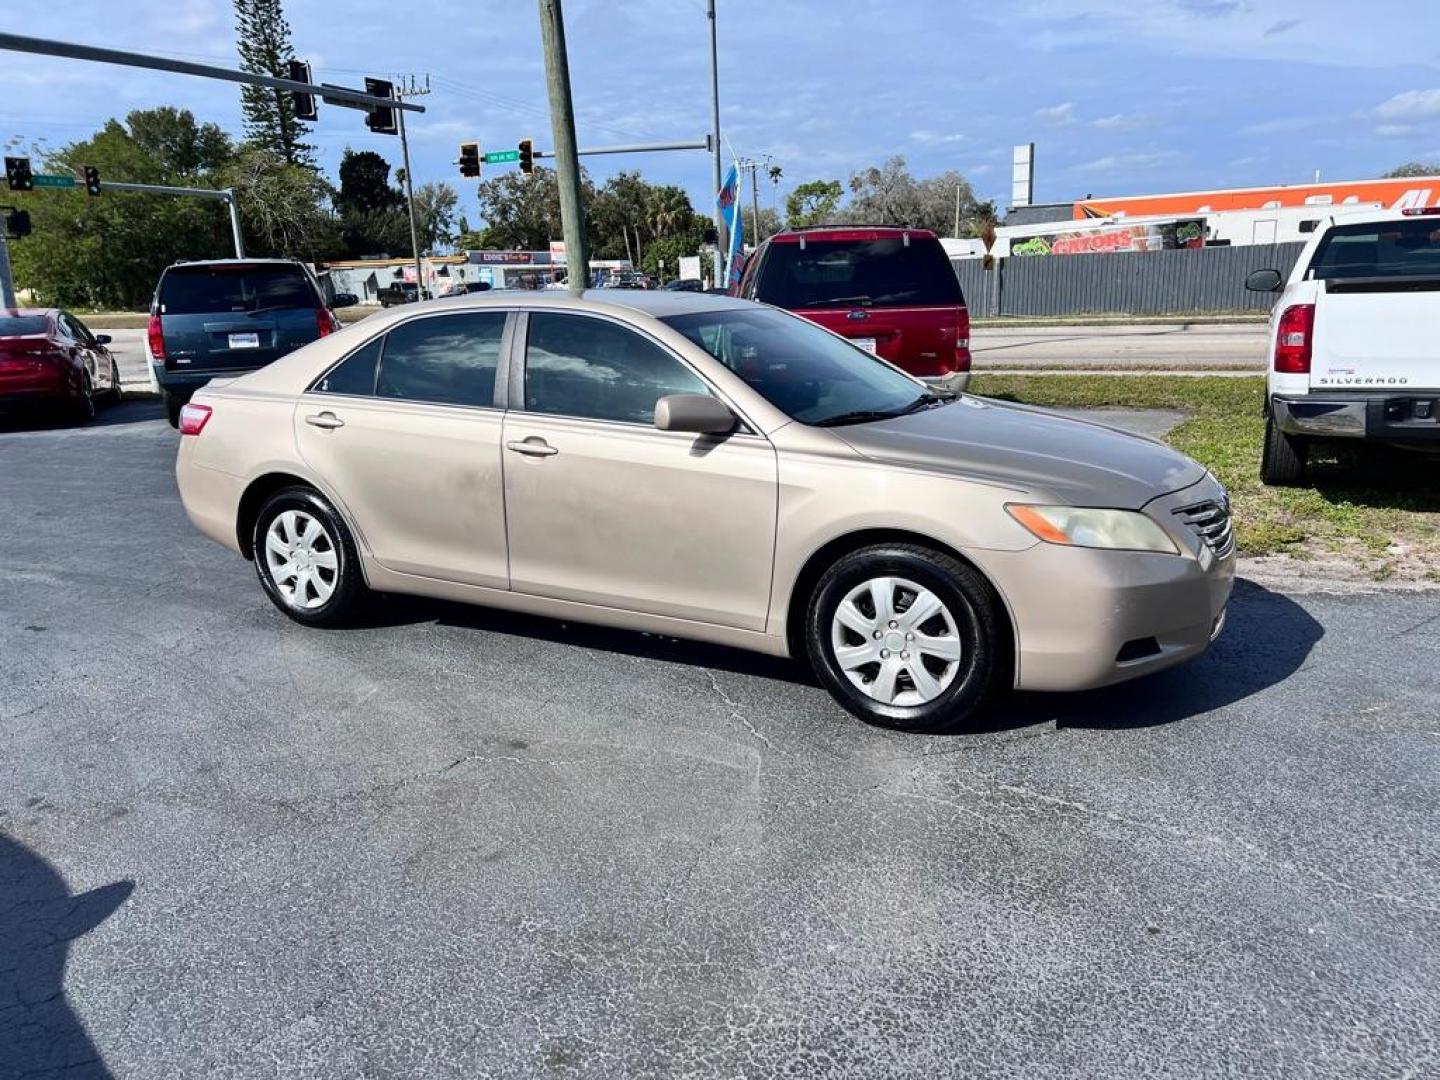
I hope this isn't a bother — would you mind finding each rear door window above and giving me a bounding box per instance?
[756,236,963,309]
[376,312,505,408]
[313,337,383,396]
[1311,219,1440,281]
[160,264,317,314]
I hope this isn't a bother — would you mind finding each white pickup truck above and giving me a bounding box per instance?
[1246,207,1440,485]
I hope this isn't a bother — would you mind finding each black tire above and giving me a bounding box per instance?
[67,374,96,425]
[1260,415,1308,487]
[164,390,186,429]
[805,544,1003,733]
[108,359,123,402]
[252,486,368,628]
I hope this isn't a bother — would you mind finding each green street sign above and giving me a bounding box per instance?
[483,150,520,164]
[32,174,76,189]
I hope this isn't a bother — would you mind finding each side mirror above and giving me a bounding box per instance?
[1245,268,1283,293]
[332,293,359,309]
[94,333,112,345]
[654,394,736,435]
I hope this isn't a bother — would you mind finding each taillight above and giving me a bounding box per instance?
[954,307,972,371]
[1274,304,1314,374]
[178,402,212,436]
[147,313,166,360]
[316,308,340,337]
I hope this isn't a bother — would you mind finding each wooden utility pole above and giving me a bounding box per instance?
[538,0,589,296]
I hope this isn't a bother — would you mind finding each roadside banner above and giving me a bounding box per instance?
[717,163,743,286]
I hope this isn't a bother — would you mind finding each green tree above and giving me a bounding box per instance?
[126,107,234,178]
[414,181,459,252]
[1384,162,1440,178]
[843,157,993,237]
[234,0,313,166]
[335,149,406,256]
[223,147,339,259]
[785,179,843,227]
[9,112,236,308]
[474,166,590,251]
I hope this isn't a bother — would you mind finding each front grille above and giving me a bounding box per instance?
[1173,498,1234,559]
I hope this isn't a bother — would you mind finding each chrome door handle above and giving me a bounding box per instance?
[506,438,558,457]
[305,412,345,430]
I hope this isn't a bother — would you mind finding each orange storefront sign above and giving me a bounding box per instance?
[1075,178,1440,219]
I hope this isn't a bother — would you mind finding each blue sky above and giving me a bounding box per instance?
[5,0,1440,220]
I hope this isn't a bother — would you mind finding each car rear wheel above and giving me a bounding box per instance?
[253,487,367,628]
[805,544,1002,732]
[67,373,96,425]
[1260,416,1307,487]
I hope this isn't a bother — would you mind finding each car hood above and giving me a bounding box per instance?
[832,396,1206,509]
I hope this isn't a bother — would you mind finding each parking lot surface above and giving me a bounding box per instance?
[2,404,1437,1078]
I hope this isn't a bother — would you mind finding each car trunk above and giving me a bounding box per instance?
[797,303,965,379]
[1311,279,1440,391]
[0,332,63,393]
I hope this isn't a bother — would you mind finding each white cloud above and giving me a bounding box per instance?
[1072,151,1178,173]
[1091,113,1153,130]
[1376,124,1414,138]
[909,130,966,145]
[1373,89,1440,121]
[1240,116,1319,136]
[1035,102,1076,125]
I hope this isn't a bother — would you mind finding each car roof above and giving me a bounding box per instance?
[1,308,55,318]
[163,258,307,270]
[765,225,940,243]
[417,288,753,318]
[1316,208,1440,229]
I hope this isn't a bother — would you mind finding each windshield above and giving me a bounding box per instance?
[756,236,963,309]
[1311,219,1440,281]
[0,315,49,337]
[660,306,934,426]
[160,264,316,315]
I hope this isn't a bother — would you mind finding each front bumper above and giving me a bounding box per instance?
[974,477,1235,692]
[1273,393,1440,442]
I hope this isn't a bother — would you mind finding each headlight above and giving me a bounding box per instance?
[1006,504,1179,554]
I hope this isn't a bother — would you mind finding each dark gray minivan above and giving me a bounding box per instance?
[148,259,355,426]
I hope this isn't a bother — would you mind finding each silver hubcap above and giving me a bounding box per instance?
[831,576,963,706]
[264,510,338,611]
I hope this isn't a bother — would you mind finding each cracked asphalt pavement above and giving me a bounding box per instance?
[2,402,1438,1078]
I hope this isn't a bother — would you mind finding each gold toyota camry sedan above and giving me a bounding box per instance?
[175,290,1233,732]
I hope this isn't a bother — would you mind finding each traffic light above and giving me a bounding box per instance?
[4,208,32,239]
[364,77,397,135]
[4,156,33,192]
[288,59,318,122]
[83,166,102,197]
[458,142,481,179]
[518,138,534,175]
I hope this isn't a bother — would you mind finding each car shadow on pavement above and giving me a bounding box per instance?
[0,833,133,1079]
[0,397,164,433]
[365,593,816,685]
[993,577,1323,732]
[367,577,1320,734]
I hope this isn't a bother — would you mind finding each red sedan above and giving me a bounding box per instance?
[0,308,120,423]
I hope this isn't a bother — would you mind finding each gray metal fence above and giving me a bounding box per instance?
[953,242,1305,318]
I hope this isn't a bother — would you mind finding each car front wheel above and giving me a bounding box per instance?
[253,487,367,627]
[805,545,1003,732]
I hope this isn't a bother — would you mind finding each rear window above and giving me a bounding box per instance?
[756,236,963,309]
[0,315,49,336]
[159,264,317,315]
[1310,219,1440,281]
